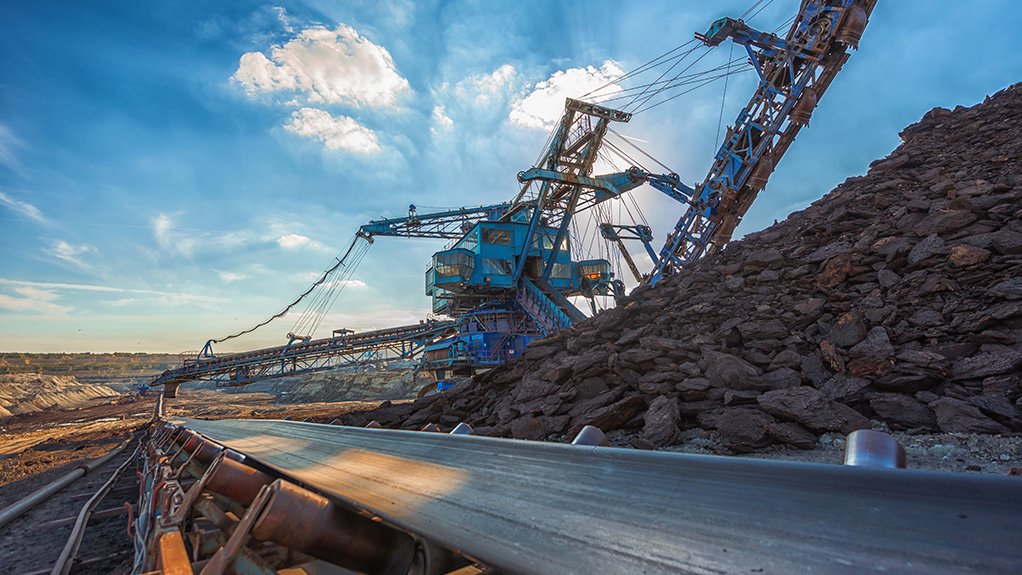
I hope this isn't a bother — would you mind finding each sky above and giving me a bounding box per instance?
[1,0,1020,353]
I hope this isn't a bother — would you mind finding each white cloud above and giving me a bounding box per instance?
[284,108,381,154]
[0,124,24,173]
[276,233,312,249]
[217,270,247,282]
[0,278,227,304]
[43,239,95,268]
[0,286,70,315]
[272,6,294,34]
[460,64,516,107]
[0,190,46,224]
[152,213,254,257]
[510,60,624,131]
[431,105,454,129]
[233,24,410,109]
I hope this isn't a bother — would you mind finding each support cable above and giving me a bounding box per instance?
[212,234,368,344]
[715,42,735,150]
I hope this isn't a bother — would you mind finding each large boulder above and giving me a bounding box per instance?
[757,387,871,434]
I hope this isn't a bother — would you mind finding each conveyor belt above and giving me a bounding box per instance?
[179,418,1022,575]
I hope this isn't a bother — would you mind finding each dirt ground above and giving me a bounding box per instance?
[0,389,395,496]
[0,389,398,573]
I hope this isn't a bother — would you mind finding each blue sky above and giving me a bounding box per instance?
[1,1,1019,353]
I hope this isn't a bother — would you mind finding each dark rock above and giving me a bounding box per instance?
[768,349,803,371]
[988,278,1022,300]
[867,393,938,430]
[569,395,647,436]
[952,351,1022,380]
[745,248,784,268]
[642,395,681,445]
[757,386,871,434]
[947,244,991,266]
[930,397,1010,434]
[738,319,789,340]
[801,353,832,387]
[763,367,802,389]
[820,375,872,403]
[818,254,854,288]
[703,351,768,391]
[765,421,818,449]
[826,311,868,347]
[877,269,900,288]
[510,415,547,440]
[714,408,777,452]
[848,326,895,359]
[907,234,945,265]
[911,209,977,236]
[723,389,760,405]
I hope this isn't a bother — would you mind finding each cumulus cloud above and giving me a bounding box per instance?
[458,64,516,107]
[0,190,46,224]
[43,240,95,268]
[233,24,409,109]
[276,233,312,249]
[510,60,624,131]
[284,108,381,154]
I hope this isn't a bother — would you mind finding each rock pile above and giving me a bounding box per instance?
[339,83,1022,451]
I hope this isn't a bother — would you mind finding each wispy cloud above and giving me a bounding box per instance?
[152,212,255,258]
[0,190,47,224]
[216,270,247,282]
[272,6,294,34]
[43,239,95,268]
[510,61,624,130]
[0,278,228,304]
[0,286,71,315]
[0,124,25,174]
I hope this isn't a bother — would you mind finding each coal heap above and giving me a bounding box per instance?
[342,83,1022,451]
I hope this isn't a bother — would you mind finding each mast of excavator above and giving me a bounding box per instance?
[647,0,874,284]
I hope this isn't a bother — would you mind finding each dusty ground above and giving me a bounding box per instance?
[653,426,1022,474]
[0,388,400,573]
[0,389,396,495]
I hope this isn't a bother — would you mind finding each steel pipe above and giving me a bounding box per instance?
[251,479,416,575]
[204,456,274,505]
[0,438,131,531]
[51,446,139,575]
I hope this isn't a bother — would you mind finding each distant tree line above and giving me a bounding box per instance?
[0,352,181,378]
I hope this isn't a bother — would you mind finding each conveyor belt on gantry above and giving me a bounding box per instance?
[178,418,1022,575]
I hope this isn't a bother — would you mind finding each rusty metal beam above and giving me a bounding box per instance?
[177,418,1022,575]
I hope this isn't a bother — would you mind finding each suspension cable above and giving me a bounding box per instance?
[212,234,369,344]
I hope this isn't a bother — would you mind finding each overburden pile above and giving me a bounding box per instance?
[342,83,1022,451]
